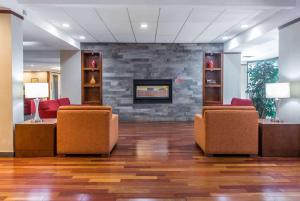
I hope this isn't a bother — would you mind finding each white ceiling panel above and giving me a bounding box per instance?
[188,8,224,23]
[159,7,191,23]
[156,35,176,43]
[132,22,157,42]
[64,7,115,42]
[175,22,210,43]
[20,1,294,46]
[158,22,183,35]
[195,9,260,42]
[96,7,135,42]
[128,7,160,23]
[26,6,97,42]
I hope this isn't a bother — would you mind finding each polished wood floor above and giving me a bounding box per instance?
[1,122,300,201]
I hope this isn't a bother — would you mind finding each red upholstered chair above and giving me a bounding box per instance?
[231,98,253,106]
[24,98,34,115]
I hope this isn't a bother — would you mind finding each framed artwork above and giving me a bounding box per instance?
[31,78,39,83]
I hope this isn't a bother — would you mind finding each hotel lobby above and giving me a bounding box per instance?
[1,0,300,200]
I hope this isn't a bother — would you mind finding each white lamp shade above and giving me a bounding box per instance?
[25,83,49,98]
[266,83,290,99]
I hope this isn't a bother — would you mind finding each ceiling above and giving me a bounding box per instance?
[241,29,279,62]
[19,2,291,46]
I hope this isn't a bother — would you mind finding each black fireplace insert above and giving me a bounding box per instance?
[133,79,172,104]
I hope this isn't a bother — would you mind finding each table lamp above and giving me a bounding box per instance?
[24,83,49,122]
[266,82,290,122]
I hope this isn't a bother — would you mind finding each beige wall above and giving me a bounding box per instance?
[24,71,48,83]
[0,13,24,154]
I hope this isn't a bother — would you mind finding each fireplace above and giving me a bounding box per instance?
[133,79,172,104]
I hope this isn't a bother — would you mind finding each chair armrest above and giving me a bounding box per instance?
[194,114,206,151]
[109,114,119,152]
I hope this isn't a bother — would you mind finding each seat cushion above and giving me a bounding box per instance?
[231,98,253,106]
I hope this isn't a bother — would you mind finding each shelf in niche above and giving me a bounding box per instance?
[205,68,222,71]
[205,84,221,88]
[84,84,100,88]
[84,68,100,71]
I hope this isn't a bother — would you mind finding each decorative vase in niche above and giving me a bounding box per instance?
[89,74,96,85]
[91,59,97,68]
[208,59,214,68]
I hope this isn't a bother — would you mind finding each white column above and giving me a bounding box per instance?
[0,11,24,155]
[278,19,300,123]
[223,53,242,104]
[60,50,82,104]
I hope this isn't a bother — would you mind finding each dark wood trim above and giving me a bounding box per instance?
[0,9,24,20]
[0,152,14,157]
[279,17,300,30]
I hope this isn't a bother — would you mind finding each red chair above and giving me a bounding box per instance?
[29,98,71,118]
[230,98,253,106]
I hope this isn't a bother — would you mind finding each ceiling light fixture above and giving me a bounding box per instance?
[62,23,70,28]
[241,24,249,29]
[222,36,229,40]
[140,23,148,29]
[79,36,86,40]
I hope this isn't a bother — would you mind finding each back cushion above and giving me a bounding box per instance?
[231,98,253,106]
[58,98,71,106]
[40,100,60,111]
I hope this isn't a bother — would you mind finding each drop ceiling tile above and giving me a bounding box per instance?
[64,7,115,42]
[128,7,159,23]
[96,7,129,23]
[27,6,96,42]
[158,22,183,35]
[159,7,192,22]
[115,34,136,42]
[132,22,156,43]
[188,8,224,23]
[175,22,210,43]
[156,35,175,43]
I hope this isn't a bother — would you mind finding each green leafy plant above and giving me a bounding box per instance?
[246,59,279,118]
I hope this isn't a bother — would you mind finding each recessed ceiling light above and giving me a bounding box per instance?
[241,24,249,29]
[62,23,70,28]
[140,23,148,29]
[222,36,229,40]
[79,36,86,40]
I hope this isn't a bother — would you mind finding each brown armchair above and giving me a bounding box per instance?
[194,106,258,155]
[57,106,118,155]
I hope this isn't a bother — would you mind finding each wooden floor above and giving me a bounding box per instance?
[1,122,300,201]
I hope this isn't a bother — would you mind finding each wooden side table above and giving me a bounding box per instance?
[15,119,57,157]
[259,119,300,157]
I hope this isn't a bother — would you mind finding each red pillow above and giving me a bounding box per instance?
[231,98,253,106]
[39,100,60,111]
[57,98,71,106]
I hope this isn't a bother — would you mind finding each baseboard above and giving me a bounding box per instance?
[0,152,14,157]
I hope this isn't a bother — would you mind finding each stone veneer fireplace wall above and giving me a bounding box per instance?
[81,43,223,121]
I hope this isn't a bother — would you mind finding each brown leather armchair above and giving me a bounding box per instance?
[57,106,118,155]
[194,106,258,155]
